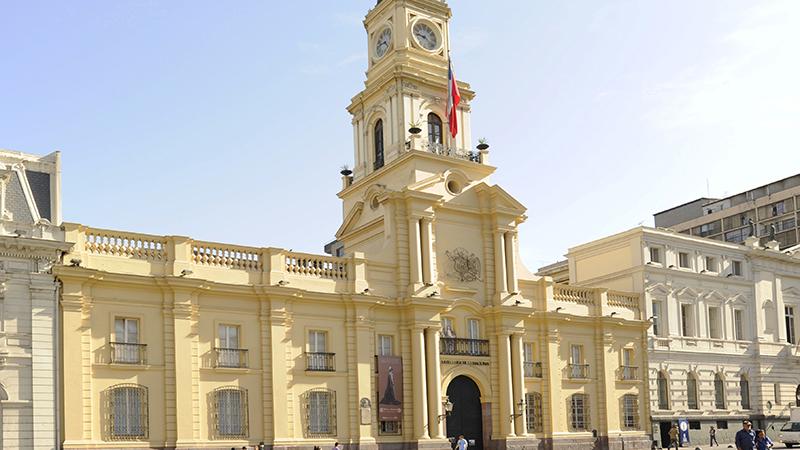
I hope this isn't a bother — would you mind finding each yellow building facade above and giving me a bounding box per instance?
[57,1,651,450]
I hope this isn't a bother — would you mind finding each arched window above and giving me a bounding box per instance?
[740,375,751,410]
[714,373,726,409]
[687,373,699,410]
[657,371,670,410]
[428,113,443,145]
[107,384,148,440]
[213,387,249,439]
[374,120,384,170]
[525,392,543,433]
[570,394,589,431]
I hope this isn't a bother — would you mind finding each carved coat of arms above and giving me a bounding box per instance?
[445,247,482,282]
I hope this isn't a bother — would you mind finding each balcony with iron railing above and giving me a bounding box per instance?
[110,342,147,365]
[440,338,490,357]
[567,363,590,379]
[524,361,543,378]
[619,365,639,381]
[214,348,249,368]
[306,352,336,372]
[422,141,483,163]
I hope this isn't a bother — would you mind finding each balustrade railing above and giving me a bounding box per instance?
[110,342,147,365]
[86,230,166,261]
[567,363,590,379]
[524,361,543,378]
[440,338,490,357]
[306,352,336,371]
[422,141,482,163]
[192,242,261,270]
[553,285,595,305]
[286,252,348,279]
[608,291,640,310]
[619,365,638,381]
[214,348,249,368]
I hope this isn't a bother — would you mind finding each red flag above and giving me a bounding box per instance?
[447,58,461,138]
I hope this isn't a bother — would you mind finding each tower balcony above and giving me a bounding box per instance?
[404,136,487,164]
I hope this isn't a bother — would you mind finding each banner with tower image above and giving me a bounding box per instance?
[377,356,403,421]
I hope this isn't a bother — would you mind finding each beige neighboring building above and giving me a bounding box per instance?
[654,174,800,249]
[548,227,800,447]
[55,1,651,450]
[0,150,69,449]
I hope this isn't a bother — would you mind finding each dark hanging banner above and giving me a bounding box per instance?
[377,356,403,421]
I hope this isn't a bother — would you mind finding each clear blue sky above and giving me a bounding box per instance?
[2,1,799,270]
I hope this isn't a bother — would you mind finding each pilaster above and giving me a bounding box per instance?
[410,326,429,440]
[496,332,514,438]
[425,327,444,439]
[510,333,526,436]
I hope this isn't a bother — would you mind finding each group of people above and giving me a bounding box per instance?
[667,420,773,450]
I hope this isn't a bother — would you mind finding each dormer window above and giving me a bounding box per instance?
[427,113,443,146]
[374,120,384,170]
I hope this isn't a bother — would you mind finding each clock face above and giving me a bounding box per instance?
[413,22,438,51]
[375,28,392,58]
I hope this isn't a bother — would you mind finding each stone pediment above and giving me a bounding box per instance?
[782,286,800,299]
[727,293,748,305]
[704,290,727,303]
[335,201,364,239]
[473,183,527,217]
[674,286,701,299]
[645,282,672,296]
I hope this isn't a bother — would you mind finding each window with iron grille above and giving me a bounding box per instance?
[570,394,589,431]
[212,387,248,439]
[380,420,401,435]
[108,384,148,440]
[525,392,543,433]
[622,394,639,429]
[740,376,751,410]
[657,371,670,410]
[304,389,336,437]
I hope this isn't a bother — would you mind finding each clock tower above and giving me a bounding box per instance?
[347,0,478,180]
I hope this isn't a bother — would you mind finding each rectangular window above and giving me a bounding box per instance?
[681,304,694,337]
[569,345,587,378]
[442,317,455,337]
[217,324,245,368]
[708,306,722,339]
[786,307,796,345]
[689,421,701,430]
[734,309,745,340]
[732,260,742,276]
[717,420,728,430]
[467,319,480,339]
[307,330,333,371]
[652,301,662,336]
[570,395,589,431]
[214,388,248,439]
[705,256,717,272]
[307,390,336,436]
[774,383,781,404]
[525,392,543,433]
[378,335,393,356]
[380,420,401,435]
[113,318,143,364]
[523,343,540,378]
[622,395,639,429]
[621,348,636,380]
[678,252,690,268]
[649,247,662,264]
[523,343,534,363]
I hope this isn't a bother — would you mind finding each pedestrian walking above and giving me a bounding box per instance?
[669,424,680,450]
[755,429,773,450]
[735,420,756,450]
[710,426,719,446]
[457,435,469,450]
[333,442,342,450]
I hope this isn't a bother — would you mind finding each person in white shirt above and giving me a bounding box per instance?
[457,435,468,450]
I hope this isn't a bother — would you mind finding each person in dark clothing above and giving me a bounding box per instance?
[710,426,719,446]
[735,420,756,450]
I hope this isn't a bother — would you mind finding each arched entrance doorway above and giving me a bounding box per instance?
[446,375,483,450]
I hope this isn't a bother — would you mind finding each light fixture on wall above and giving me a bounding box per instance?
[179,269,193,277]
[69,258,82,267]
[277,280,290,286]
[427,291,439,297]
[510,399,526,420]
[609,312,618,317]
[437,397,454,422]
[554,307,563,313]
[362,288,370,294]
